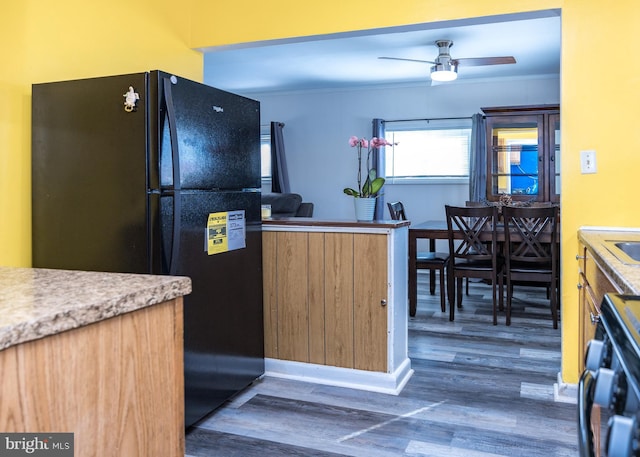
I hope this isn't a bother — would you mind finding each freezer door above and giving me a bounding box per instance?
[158,190,264,427]
[32,73,150,273]
[154,72,261,192]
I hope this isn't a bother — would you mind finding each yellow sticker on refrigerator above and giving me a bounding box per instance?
[207,210,246,255]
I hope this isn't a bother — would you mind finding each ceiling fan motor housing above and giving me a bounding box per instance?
[431,40,458,80]
[434,40,454,64]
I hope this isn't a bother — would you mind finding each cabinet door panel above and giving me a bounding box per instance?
[308,232,326,364]
[262,232,278,358]
[578,271,599,374]
[353,234,388,372]
[276,232,310,362]
[577,242,620,374]
[548,113,561,203]
[325,233,355,368]
[585,254,619,303]
[486,114,542,200]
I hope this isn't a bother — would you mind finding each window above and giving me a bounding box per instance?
[261,131,271,181]
[384,118,471,184]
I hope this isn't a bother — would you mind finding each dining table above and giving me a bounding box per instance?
[407,218,560,317]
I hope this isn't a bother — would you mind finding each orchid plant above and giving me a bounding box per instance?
[343,136,393,198]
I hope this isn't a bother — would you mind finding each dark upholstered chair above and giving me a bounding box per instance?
[388,201,449,314]
[502,205,560,328]
[445,205,504,324]
[261,193,314,217]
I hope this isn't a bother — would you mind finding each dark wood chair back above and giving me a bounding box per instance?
[387,201,407,221]
[503,205,558,265]
[445,205,503,324]
[446,205,499,264]
[502,205,560,328]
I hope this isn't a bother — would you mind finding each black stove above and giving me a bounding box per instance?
[580,294,640,456]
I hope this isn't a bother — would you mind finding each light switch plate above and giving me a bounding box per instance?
[580,150,597,174]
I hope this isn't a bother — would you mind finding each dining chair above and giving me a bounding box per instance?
[463,201,488,294]
[388,201,449,314]
[502,205,560,328]
[387,201,407,221]
[445,205,504,324]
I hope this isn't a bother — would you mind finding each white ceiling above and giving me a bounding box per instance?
[201,10,561,94]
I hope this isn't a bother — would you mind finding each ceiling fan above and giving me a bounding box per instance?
[379,39,516,82]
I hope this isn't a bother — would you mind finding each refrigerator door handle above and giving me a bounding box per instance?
[166,191,182,276]
[163,77,182,275]
[163,77,181,191]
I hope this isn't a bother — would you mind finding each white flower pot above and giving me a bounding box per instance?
[354,198,376,221]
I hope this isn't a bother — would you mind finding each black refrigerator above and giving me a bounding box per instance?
[31,70,265,428]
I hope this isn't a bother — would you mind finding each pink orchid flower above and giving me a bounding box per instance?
[371,137,393,148]
[344,135,393,199]
[349,136,372,149]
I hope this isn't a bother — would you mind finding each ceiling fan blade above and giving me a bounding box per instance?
[454,56,516,67]
[378,56,436,65]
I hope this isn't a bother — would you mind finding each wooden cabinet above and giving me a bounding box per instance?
[0,298,185,457]
[482,105,560,203]
[577,239,622,457]
[577,241,620,373]
[264,231,389,371]
[262,220,411,394]
[353,233,389,371]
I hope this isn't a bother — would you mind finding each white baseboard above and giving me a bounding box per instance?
[264,357,414,395]
[554,371,578,404]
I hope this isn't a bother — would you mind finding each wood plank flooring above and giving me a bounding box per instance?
[185,272,578,456]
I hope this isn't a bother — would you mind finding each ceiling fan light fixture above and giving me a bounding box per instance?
[430,62,458,82]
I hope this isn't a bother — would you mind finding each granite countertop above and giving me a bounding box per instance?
[578,227,640,294]
[0,267,192,351]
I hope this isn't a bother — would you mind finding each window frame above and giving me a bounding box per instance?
[260,127,272,186]
[383,118,472,185]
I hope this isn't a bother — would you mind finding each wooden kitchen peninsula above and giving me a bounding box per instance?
[0,267,191,457]
[262,217,412,394]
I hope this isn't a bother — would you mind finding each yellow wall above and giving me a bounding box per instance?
[0,1,202,267]
[559,0,640,382]
[4,0,640,384]
[189,0,640,385]
[190,0,559,49]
